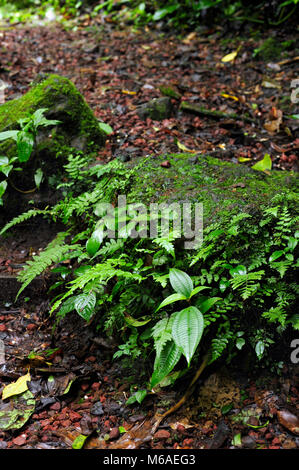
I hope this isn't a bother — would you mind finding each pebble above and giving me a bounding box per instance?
[12,435,26,446]
[50,402,61,411]
[154,430,171,439]
[109,427,120,440]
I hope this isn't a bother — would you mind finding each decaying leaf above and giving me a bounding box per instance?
[0,390,35,431]
[2,372,31,400]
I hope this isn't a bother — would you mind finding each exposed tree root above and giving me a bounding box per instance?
[152,353,210,433]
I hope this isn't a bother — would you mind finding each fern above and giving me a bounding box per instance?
[0,208,52,236]
[50,258,145,314]
[230,270,264,299]
[17,232,81,298]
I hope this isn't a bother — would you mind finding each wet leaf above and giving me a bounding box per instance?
[221,50,238,63]
[72,434,89,449]
[2,372,31,400]
[0,390,35,431]
[252,154,272,172]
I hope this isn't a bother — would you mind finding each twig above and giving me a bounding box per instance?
[180,101,256,124]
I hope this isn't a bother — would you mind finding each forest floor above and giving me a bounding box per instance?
[0,15,298,450]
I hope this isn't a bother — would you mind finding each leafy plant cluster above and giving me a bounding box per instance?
[1,0,297,28]
[0,108,60,205]
[1,156,298,402]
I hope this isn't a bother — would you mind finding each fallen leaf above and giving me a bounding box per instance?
[2,372,31,400]
[252,153,272,172]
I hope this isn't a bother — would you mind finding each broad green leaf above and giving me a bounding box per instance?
[0,156,8,166]
[2,371,31,400]
[189,285,210,299]
[34,168,43,189]
[124,314,151,327]
[86,228,104,256]
[255,340,265,360]
[269,250,284,262]
[150,340,182,388]
[169,268,193,298]
[135,390,147,404]
[156,292,187,312]
[74,292,96,321]
[252,153,272,172]
[0,130,18,141]
[197,297,222,314]
[98,122,113,135]
[72,434,89,449]
[288,237,298,251]
[0,180,7,198]
[172,306,204,366]
[236,338,245,350]
[17,131,34,162]
[0,164,13,177]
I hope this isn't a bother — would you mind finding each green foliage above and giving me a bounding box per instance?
[3,154,298,400]
[0,108,60,205]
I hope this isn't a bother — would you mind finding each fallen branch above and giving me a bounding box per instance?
[180,100,256,124]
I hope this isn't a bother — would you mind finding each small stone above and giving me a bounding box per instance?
[161,160,171,168]
[0,441,8,449]
[282,439,296,449]
[90,401,104,416]
[242,436,256,449]
[182,438,194,447]
[12,435,26,446]
[154,430,171,439]
[91,382,100,391]
[177,424,186,433]
[109,427,120,440]
[50,402,61,411]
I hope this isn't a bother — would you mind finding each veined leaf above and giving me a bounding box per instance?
[0,130,18,141]
[189,285,210,299]
[74,292,96,321]
[172,306,204,366]
[150,341,181,388]
[169,268,193,298]
[197,297,222,313]
[156,292,187,312]
[17,131,34,162]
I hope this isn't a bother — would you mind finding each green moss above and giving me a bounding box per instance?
[127,153,298,225]
[0,74,104,146]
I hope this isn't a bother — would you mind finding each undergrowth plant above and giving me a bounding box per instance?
[1,156,298,402]
[0,108,60,205]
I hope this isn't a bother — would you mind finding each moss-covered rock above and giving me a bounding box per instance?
[136,97,173,121]
[0,74,105,219]
[127,153,298,226]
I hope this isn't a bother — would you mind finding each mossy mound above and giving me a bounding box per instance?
[0,74,105,219]
[127,153,298,224]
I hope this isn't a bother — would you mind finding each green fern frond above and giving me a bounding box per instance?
[0,208,52,236]
[17,232,80,299]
